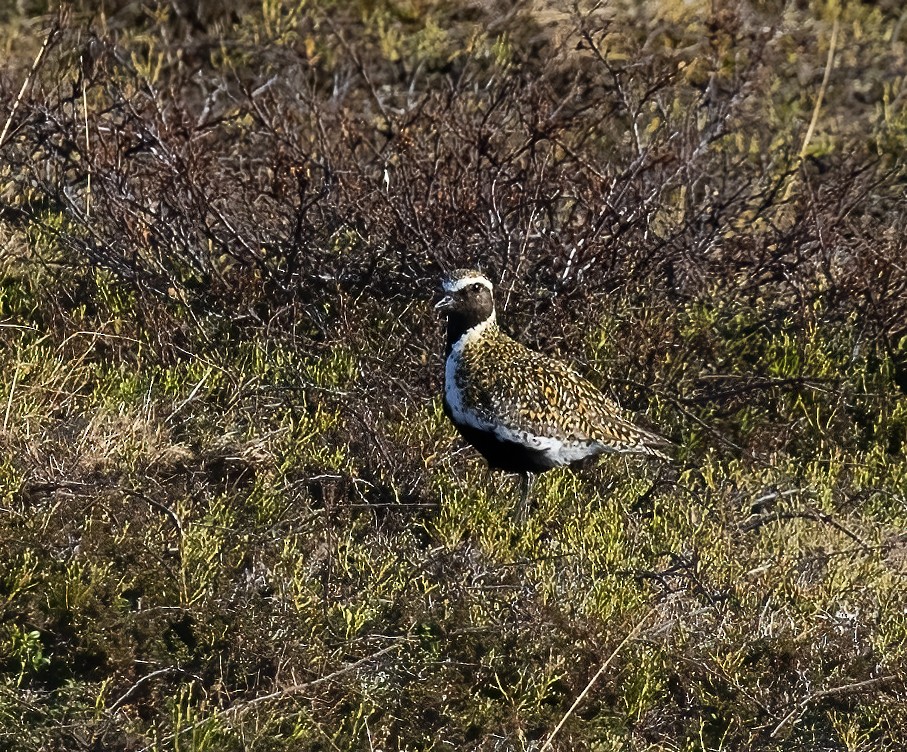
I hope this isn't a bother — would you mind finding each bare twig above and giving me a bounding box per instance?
[81,77,91,217]
[0,16,61,150]
[782,14,839,201]
[223,639,408,709]
[123,489,185,538]
[770,673,897,738]
[541,607,657,750]
[741,507,871,550]
[165,367,214,423]
[2,363,19,432]
[137,639,410,752]
[108,667,192,712]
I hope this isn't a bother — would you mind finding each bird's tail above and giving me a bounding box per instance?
[628,424,674,461]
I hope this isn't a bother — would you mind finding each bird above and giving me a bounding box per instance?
[435,268,670,517]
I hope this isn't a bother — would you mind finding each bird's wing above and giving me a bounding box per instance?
[477,337,670,456]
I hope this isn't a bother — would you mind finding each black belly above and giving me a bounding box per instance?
[451,421,557,474]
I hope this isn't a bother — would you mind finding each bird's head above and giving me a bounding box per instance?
[435,269,496,331]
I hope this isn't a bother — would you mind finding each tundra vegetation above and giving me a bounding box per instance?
[1,1,906,750]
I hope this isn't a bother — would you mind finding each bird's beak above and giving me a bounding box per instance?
[434,294,453,312]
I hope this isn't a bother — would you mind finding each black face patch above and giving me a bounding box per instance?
[440,280,496,355]
[454,285,493,323]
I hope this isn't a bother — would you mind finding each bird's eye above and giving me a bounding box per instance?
[471,283,481,292]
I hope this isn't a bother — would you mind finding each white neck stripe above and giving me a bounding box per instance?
[443,275,493,293]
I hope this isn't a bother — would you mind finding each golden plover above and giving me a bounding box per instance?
[435,268,670,514]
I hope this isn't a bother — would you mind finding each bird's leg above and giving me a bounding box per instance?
[514,472,536,523]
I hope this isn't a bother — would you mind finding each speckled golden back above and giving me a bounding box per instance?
[455,323,667,453]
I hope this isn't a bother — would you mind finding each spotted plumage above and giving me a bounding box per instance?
[436,268,670,510]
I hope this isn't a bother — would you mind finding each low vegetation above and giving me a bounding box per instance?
[1,1,906,749]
